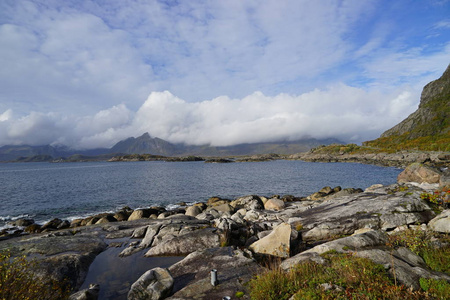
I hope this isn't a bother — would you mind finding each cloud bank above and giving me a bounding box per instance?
[0,86,419,149]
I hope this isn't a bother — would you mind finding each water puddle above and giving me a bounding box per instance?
[80,238,183,300]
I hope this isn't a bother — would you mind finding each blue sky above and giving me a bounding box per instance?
[0,0,449,149]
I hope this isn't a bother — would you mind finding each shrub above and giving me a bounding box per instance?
[0,251,71,300]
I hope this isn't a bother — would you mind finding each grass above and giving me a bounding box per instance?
[249,251,425,300]
[0,251,71,300]
[249,228,450,300]
[387,228,450,274]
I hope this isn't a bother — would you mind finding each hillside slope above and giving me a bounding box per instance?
[364,64,450,151]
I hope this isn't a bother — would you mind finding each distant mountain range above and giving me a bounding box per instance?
[0,133,342,162]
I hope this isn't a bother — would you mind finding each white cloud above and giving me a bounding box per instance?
[0,85,420,149]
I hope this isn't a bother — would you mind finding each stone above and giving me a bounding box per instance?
[294,191,435,241]
[211,203,234,214]
[185,206,202,217]
[41,218,63,231]
[69,283,100,300]
[280,252,327,271]
[128,209,150,221]
[397,163,441,184]
[319,186,333,195]
[167,247,262,300]
[428,209,450,233]
[264,198,285,211]
[229,195,264,210]
[128,267,173,300]
[7,218,34,227]
[145,228,222,256]
[206,197,229,207]
[249,222,291,258]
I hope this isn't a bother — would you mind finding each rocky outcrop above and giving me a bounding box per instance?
[290,150,450,168]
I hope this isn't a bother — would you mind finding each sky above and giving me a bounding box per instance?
[0,0,449,149]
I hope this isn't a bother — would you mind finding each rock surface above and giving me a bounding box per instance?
[397,163,442,184]
[249,222,291,257]
[128,267,173,300]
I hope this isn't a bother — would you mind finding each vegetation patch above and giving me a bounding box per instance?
[248,252,425,300]
[0,251,71,299]
[387,228,450,273]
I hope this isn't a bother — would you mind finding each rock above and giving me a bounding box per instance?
[211,203,234,214]
[397,163,441,184]
[294,190,435,241]
[308,192,326,201]
[7,218,34,227]
[167,247,262,300]
[264,198,285,211]
[229,195,264,210]
[128,267,173,300]
[206,197,229,207]
[428,209,450,233]
[128,209,150,221]
[57,220,71,229]
[69,283,100,300]
[280,252,327,271]
[24,223,41,233]
[319,186,333,195]
[41,218,63,231]
[95,215,117,224]
[145,228,223,256]
[285,230,450,290]
[185,206,202,217]
[249,223,291,258]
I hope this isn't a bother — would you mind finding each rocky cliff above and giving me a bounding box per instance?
[364,64,449,151]
[381,64,450,138]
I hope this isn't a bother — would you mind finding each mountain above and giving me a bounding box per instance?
[108,132,343,157]
[0,133,343,161]
[0,144,110,162]
[110,133,180,156]
[364,64,450,151]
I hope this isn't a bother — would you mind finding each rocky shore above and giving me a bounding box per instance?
[289,149,450,168]
[1,163,449,299]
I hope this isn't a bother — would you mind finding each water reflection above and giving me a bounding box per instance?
[81,239,183,300]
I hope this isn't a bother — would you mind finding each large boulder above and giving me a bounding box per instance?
[397,163,441,184]
[249,222,291,258]
[128,267,173,300]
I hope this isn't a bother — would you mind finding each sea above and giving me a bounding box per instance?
[0,160,402,230]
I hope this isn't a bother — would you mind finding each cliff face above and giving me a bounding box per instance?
[364,64,449,151]
[381,64,450,139]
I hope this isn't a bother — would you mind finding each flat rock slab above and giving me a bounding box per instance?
[292,191,435,241]
[167,247,263,299]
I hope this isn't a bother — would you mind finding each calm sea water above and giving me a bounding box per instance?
[0,160,402,228]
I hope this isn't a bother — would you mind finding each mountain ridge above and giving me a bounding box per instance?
[0,134,343,161]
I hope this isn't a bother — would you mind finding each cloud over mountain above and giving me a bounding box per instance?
[0,86,419,149]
